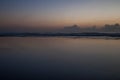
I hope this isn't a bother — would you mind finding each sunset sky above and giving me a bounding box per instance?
[0,0,120,32]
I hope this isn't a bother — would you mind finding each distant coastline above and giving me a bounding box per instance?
[0,32,120,37]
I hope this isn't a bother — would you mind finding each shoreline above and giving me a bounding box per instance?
[0,32,120,37]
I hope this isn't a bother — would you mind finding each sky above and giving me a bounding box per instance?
[0,0,120,32]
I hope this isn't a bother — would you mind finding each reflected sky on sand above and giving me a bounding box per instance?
[0,37,120,80]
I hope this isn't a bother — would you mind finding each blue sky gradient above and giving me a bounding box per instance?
[0,0,120,31]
